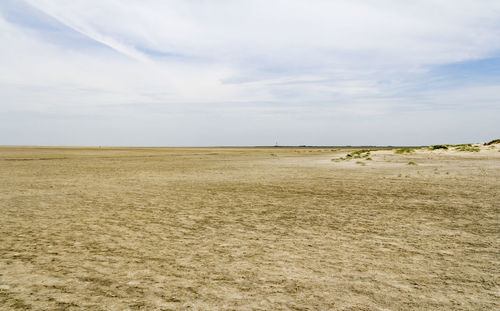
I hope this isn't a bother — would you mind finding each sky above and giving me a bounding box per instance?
[0,0,499,146]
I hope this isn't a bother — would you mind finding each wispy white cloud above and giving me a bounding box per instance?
[0,0,499,145]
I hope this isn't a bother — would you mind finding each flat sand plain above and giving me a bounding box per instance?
[0,145,499,310]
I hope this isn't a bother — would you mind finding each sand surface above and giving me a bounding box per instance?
[0,145,499,310]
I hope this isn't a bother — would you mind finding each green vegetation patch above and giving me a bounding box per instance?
[351,149,371,156]
[429,145,448,150]
[334,149,372,161]
[455,145,480,152]
[348,149,371,159]
[486,139,500,145]
[395,147,416,154]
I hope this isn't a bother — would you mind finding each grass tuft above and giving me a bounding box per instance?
[351,149,371,156]
[455,145,479,152]
[395,148,415,154]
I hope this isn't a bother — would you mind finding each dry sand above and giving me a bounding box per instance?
[0,145,499,310]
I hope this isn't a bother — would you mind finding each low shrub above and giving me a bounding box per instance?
[430,145,448,150]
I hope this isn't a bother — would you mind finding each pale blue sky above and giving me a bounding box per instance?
[1,0,499,146]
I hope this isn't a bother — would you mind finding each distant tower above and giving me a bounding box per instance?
[275,141,279,147]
